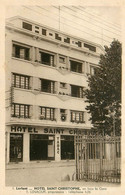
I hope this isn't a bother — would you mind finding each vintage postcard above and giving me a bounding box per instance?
[0,0,125,195]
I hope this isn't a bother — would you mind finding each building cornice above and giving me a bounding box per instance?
[6,24,101,58]
[6,16,104,50]
[6,121,92,129]
[6,16,105,56]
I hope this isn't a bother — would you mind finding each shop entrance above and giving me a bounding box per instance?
[10,133,23,162]
[30,134,55,161]
[61,135,74,160]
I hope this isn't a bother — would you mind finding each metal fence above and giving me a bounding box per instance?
[75,133,121,183]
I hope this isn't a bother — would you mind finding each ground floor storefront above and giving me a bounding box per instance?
[6,125,85,163]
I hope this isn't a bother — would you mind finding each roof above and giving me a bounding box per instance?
[6,16,105,52]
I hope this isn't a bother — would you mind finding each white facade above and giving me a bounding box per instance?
[5,16,103,164]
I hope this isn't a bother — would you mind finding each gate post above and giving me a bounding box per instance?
[84,138,88,181]
[100,137,103,181]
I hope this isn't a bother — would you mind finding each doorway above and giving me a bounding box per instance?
[10,133,23,162]
[61,135,74,160]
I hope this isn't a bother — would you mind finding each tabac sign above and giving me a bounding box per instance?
[10,126,85,135]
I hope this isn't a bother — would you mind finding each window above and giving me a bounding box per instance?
[70,110,85,123]
[60,109,67,121]
[64,37,70,44]
[12,44,30,60]
[49,33,53,36]
[71,85,83,98]
[60,82,66,88]
[42,29,46,36]
[12,73,30,89]
[22,22,32,31]
[35,26,39,29]
[70,60,82,73]
[11,103,30,118]
[40,107,55,120]
[78,41,82,47]
[90,66,96,75]
[40,52,54,66]
[55,33,61,41]
[35,30,39,33]
[84,43,96,52]
[59,56,66,63]
[41,79,55,94]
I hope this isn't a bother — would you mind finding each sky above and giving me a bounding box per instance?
[5,6,121,47]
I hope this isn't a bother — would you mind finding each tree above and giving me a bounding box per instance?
[84,40,121,135]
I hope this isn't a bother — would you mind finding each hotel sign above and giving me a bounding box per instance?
[10,126,84,135]
[11,126,38,133]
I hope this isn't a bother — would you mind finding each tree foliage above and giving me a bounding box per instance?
[84,40,121,135]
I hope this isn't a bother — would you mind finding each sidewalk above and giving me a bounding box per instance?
[5,161,120,187]
[6,160,75,170]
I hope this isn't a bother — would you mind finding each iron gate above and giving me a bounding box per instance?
[75,133,121,183]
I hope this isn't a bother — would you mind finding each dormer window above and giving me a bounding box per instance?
[22,22,32,31]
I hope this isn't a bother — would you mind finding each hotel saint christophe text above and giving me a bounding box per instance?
[5,16,104,164]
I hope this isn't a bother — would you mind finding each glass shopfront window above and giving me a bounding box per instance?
[30,134,55,161]
[61,135,74,160]
[10,133,23,162]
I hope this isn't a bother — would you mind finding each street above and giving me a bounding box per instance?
[5,161,120,187]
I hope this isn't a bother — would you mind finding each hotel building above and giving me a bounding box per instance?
[5,16,103,163]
